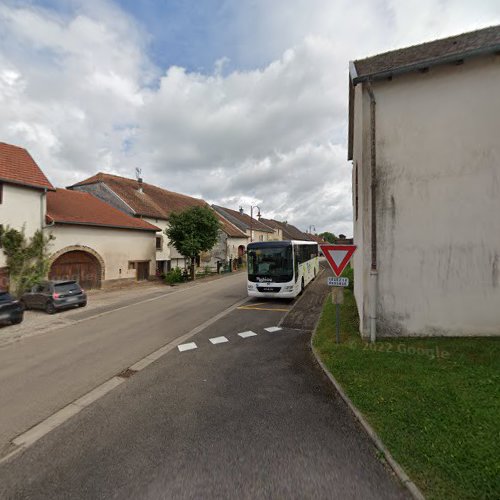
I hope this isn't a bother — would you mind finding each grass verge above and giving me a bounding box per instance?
[313,289,500,499]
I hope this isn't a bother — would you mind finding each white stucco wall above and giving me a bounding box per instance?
[46,225,156,282]
[144,217,170,260]
[0,184,45,268]
[353,54,500,336]
[227,237,248,260]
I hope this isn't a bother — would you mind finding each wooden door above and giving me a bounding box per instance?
[49,251,101,289]
[136,261,150,281]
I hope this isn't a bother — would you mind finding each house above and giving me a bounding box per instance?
[259,218,310,241]
[305,233,326,244]
[348,25,500,337]
[257,218,283,240]
[70,173,247,273]
[0,142,160,290]
[212,205,275,242]
[46,189,159,289]
[0,142,55,289]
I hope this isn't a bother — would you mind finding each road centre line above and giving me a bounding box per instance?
[209,336,228,344]
[0,295,250,466]
[1,273,246,349]
[238,331,257,338]
[237,306,290,312]
[178,342,198,352]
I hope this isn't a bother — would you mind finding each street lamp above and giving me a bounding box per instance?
[240,205,261,242]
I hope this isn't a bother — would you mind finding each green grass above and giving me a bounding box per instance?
[313,289,500,499]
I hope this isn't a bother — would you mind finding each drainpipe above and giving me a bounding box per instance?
[40,189,46,228]
[366,82,378,343]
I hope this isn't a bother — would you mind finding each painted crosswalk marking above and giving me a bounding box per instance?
[209,336,229,344]
[178,342,198,352]
[265,326,282,332]
[238,330,257,338]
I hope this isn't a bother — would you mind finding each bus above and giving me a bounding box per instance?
[246,240,319,298]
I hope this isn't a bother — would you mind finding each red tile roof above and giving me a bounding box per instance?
[70,172,246,238]
[46,189,159,231]
[0,142,54,191]
[70,173,207,219]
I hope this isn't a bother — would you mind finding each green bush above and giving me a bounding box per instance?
[164,267,184,285]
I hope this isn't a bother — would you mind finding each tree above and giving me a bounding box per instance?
[319,231,337,243]
[0,226,54,297]
[165,206,221,280]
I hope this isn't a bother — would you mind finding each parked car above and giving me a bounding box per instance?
[21,280,87,314]
[0,290,24,325]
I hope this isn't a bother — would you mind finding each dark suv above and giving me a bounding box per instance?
[0,290,24,325]
[21,280,87,314]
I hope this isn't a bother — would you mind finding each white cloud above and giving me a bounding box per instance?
[1,0,499,235]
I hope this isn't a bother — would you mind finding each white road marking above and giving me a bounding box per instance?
[238,330,257,338]
[1,295,252,466]
[209,336,229,344]
[265,326,282,332]
[178,342,198,352]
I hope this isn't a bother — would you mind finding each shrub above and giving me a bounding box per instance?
[164,267,184,285]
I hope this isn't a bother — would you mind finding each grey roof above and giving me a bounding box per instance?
[263,219,310,241]
[212,205,274,233]
[348,25,500,160]
[351,25,500,83]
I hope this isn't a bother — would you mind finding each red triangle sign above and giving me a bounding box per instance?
[320,244,357,277]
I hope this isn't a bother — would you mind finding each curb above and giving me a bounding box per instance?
[310,301,426,500]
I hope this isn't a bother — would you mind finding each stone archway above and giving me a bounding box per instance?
[49,245,105,289]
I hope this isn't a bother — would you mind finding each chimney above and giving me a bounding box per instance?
[137,177,143,193]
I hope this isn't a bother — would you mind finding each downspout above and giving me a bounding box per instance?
[40,189,47,228]
[366,82,378,343]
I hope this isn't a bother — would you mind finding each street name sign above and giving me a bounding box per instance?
[328,277,349,287]
[320,244,357,277]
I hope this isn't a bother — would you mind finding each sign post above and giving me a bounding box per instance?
[321,244,357,344]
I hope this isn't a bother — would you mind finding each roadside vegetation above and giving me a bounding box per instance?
[0,226,53,296]
[313,283,500,499]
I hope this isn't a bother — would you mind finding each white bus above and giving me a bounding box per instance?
[246,240,319,298]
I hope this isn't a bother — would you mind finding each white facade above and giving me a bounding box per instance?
[47,225,156,283]
[352,54,500,337]
[0,184,46,268]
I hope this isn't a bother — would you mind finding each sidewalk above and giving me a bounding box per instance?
[0,270,245,348]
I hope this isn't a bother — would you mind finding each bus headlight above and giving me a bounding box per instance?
[284,285,294,291]
[247,283,256,290]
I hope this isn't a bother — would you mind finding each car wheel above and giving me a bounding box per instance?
[45,301,56,315]
[11,316,23,325]
[78,302,87,308]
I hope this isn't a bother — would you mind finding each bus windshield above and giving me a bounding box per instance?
[247,245,293,283]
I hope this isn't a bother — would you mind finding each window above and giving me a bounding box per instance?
[128,261,136,270]
[156,236,163,250]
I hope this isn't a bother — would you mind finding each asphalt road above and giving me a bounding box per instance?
[0,272,247,454]
[0,273,408,499]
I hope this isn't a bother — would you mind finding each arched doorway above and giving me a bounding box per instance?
[49,250,102,289]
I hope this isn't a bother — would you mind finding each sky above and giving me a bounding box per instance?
[1,1,499,236]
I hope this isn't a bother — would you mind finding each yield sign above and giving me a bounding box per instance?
[320,244,357,277]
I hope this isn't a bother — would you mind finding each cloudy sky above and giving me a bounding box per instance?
[1,0,499,235]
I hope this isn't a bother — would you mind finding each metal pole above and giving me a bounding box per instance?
[336,302,340,344]
[250,206,253,242]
